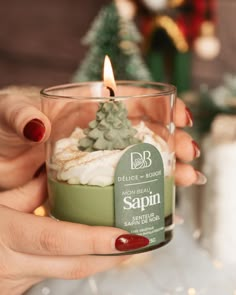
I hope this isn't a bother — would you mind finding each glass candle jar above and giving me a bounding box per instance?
[41,81,176,254]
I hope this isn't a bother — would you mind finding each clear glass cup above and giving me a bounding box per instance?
[41,81,176,254]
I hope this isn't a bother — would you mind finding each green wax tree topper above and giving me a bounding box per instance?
[79,55,140,152]
[79,100,140,152]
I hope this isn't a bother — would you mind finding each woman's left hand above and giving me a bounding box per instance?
[0,87,51,189]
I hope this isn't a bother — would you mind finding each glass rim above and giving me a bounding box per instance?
[40,81,176,102]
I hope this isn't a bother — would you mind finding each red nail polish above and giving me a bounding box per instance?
[185,107,193,127]
[192,140,201,158]
[23,119,45,142]
[115,234,149,252]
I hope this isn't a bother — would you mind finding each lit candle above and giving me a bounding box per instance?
[42,58,176,255]
[103,55,117,97]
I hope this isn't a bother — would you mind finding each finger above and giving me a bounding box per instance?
[175,162,207,186]
[175,129,200,162]
[0,173,47,212]
[138,97,192,128]
[19,252,129,280]
[2,207,144,256]
[175,99,193,128]
[0,93,51,143]
[0,145,45,189]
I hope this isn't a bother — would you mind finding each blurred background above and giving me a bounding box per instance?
[0,0,234,88]
[1,0,236,294]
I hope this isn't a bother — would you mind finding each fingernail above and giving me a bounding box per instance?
[185,107,193,127]
[115,234,149,252]
[34,163,46,178]
[174,214,184,225]
[23,119,45,142]
[192,140,201,158]
[195,171,207,185]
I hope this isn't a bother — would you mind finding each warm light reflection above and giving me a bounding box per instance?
[34,205,47,217]
[103,55,117,95]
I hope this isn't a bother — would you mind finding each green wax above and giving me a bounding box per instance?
[48,176,175,226]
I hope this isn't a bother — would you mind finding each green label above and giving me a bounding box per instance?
[114,143,165,248]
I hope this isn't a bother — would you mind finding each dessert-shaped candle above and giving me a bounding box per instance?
[45,56,176,254]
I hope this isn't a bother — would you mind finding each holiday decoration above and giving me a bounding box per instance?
[116,0,137,21]
[73,0,219,92]
[193,0,220,60]
[73,1,152,82]
[135,0,218,93]
[141,0,169,11]
[194,27,221,60]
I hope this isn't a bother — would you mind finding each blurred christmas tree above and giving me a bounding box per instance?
[73,1,152,82]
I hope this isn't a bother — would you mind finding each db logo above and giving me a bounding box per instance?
[130,151,152,169]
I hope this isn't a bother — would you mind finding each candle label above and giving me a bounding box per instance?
[114,143,165,250]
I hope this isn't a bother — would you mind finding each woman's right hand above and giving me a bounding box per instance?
[0,173,148,295]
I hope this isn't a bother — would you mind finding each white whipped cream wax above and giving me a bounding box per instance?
[51,122,174,186]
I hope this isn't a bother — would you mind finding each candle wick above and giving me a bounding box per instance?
[107,86,115,98]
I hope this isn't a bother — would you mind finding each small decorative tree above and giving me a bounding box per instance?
[72,1,152,82]
[79,100,140,151]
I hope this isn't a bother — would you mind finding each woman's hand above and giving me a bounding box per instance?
[130,96,207,187]
[0,86,206,189]
[172,102,207,186]
[0,86,51,189]
[0,173,148,295]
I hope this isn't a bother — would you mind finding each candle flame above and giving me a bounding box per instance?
[103,55,116,95]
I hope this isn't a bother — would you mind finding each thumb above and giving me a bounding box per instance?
[1,92,51,143]
[0,173,47,213]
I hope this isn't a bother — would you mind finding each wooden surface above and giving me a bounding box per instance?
[0,0,109,87]
[26,224,236,295]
